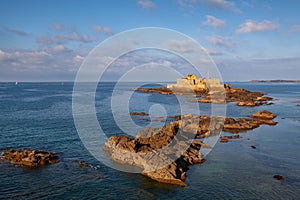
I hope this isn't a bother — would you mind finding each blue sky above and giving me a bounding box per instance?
[0,0,300,81]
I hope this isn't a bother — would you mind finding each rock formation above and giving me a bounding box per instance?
[103,111,277,186]
[273,174,285,181]
[222,114,277,133]
[251,110,276,119]
[133,75,273,106]
[130,112,149,116]
[198,88,273,106]
[0,149,59,167]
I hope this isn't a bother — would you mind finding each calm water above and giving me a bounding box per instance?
[0,82,299,199]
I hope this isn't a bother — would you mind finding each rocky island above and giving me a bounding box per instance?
[103,110,277,186]
[0,149,59,167]
[133,74,274,106]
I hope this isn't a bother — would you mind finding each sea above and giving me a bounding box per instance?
[0,82,299,199]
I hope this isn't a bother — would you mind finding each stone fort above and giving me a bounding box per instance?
[166,74,224,91]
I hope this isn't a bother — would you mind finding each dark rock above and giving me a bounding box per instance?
[233,134,240,139]
[130,112,149,116]
[133,88,173,95]
[77,160,89,167]
[0,149,59,167]
[273,175,285,181]
[220,138,229,143]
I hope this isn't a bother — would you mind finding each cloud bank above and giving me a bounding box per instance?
[203,15,225,29]
[236,20,279,33]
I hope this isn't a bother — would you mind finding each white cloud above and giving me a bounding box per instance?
[178,0,239,12]
[290,24,300,32]
[236,20,279,34]
[203,15,225,29]
[0,50,5,58]
[52,45,66,51]
[73,55,85,65]
[205,48,223,56]
[93,25,113,35]
[0,47,84,78]
[137,0,156,9]
[52,22,64,31]
[164,39,197,53]
[206,35,235,49]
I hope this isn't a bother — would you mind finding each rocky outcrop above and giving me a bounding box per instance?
[0,149,59,167]
[133,88,174,95]
[77,160,89,167]
[103,114,223,186]
[252,110,276,119]
[104,110,277,186]
[222,111,277,133]
[220,137,229,143]
[134,85,273,106]
[130,112,149,116]
[198,88,273,106]
[273,174,285,181]
[220,135,240,143]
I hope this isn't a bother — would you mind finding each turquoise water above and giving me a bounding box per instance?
[0,82,299,199]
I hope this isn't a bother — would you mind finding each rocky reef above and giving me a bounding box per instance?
[198,87,273,106]
[251,110,276,119]
[133,85,273,106]
[103,110,277,186]
[0,149,59,167]
[223,110,277,133]
[130,111,149,116]
[133,87,174,95]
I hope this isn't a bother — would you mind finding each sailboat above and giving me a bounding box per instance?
[15,81,18,85]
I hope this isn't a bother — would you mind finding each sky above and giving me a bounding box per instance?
[0,0,300,81]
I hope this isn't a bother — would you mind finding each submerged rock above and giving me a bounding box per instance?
[0,149,59,167]
[77,160,89,167]
[220,138,229,143]
[273,175,285,181]
[219,135,240,143]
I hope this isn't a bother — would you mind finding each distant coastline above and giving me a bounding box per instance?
[251,80,300,83]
